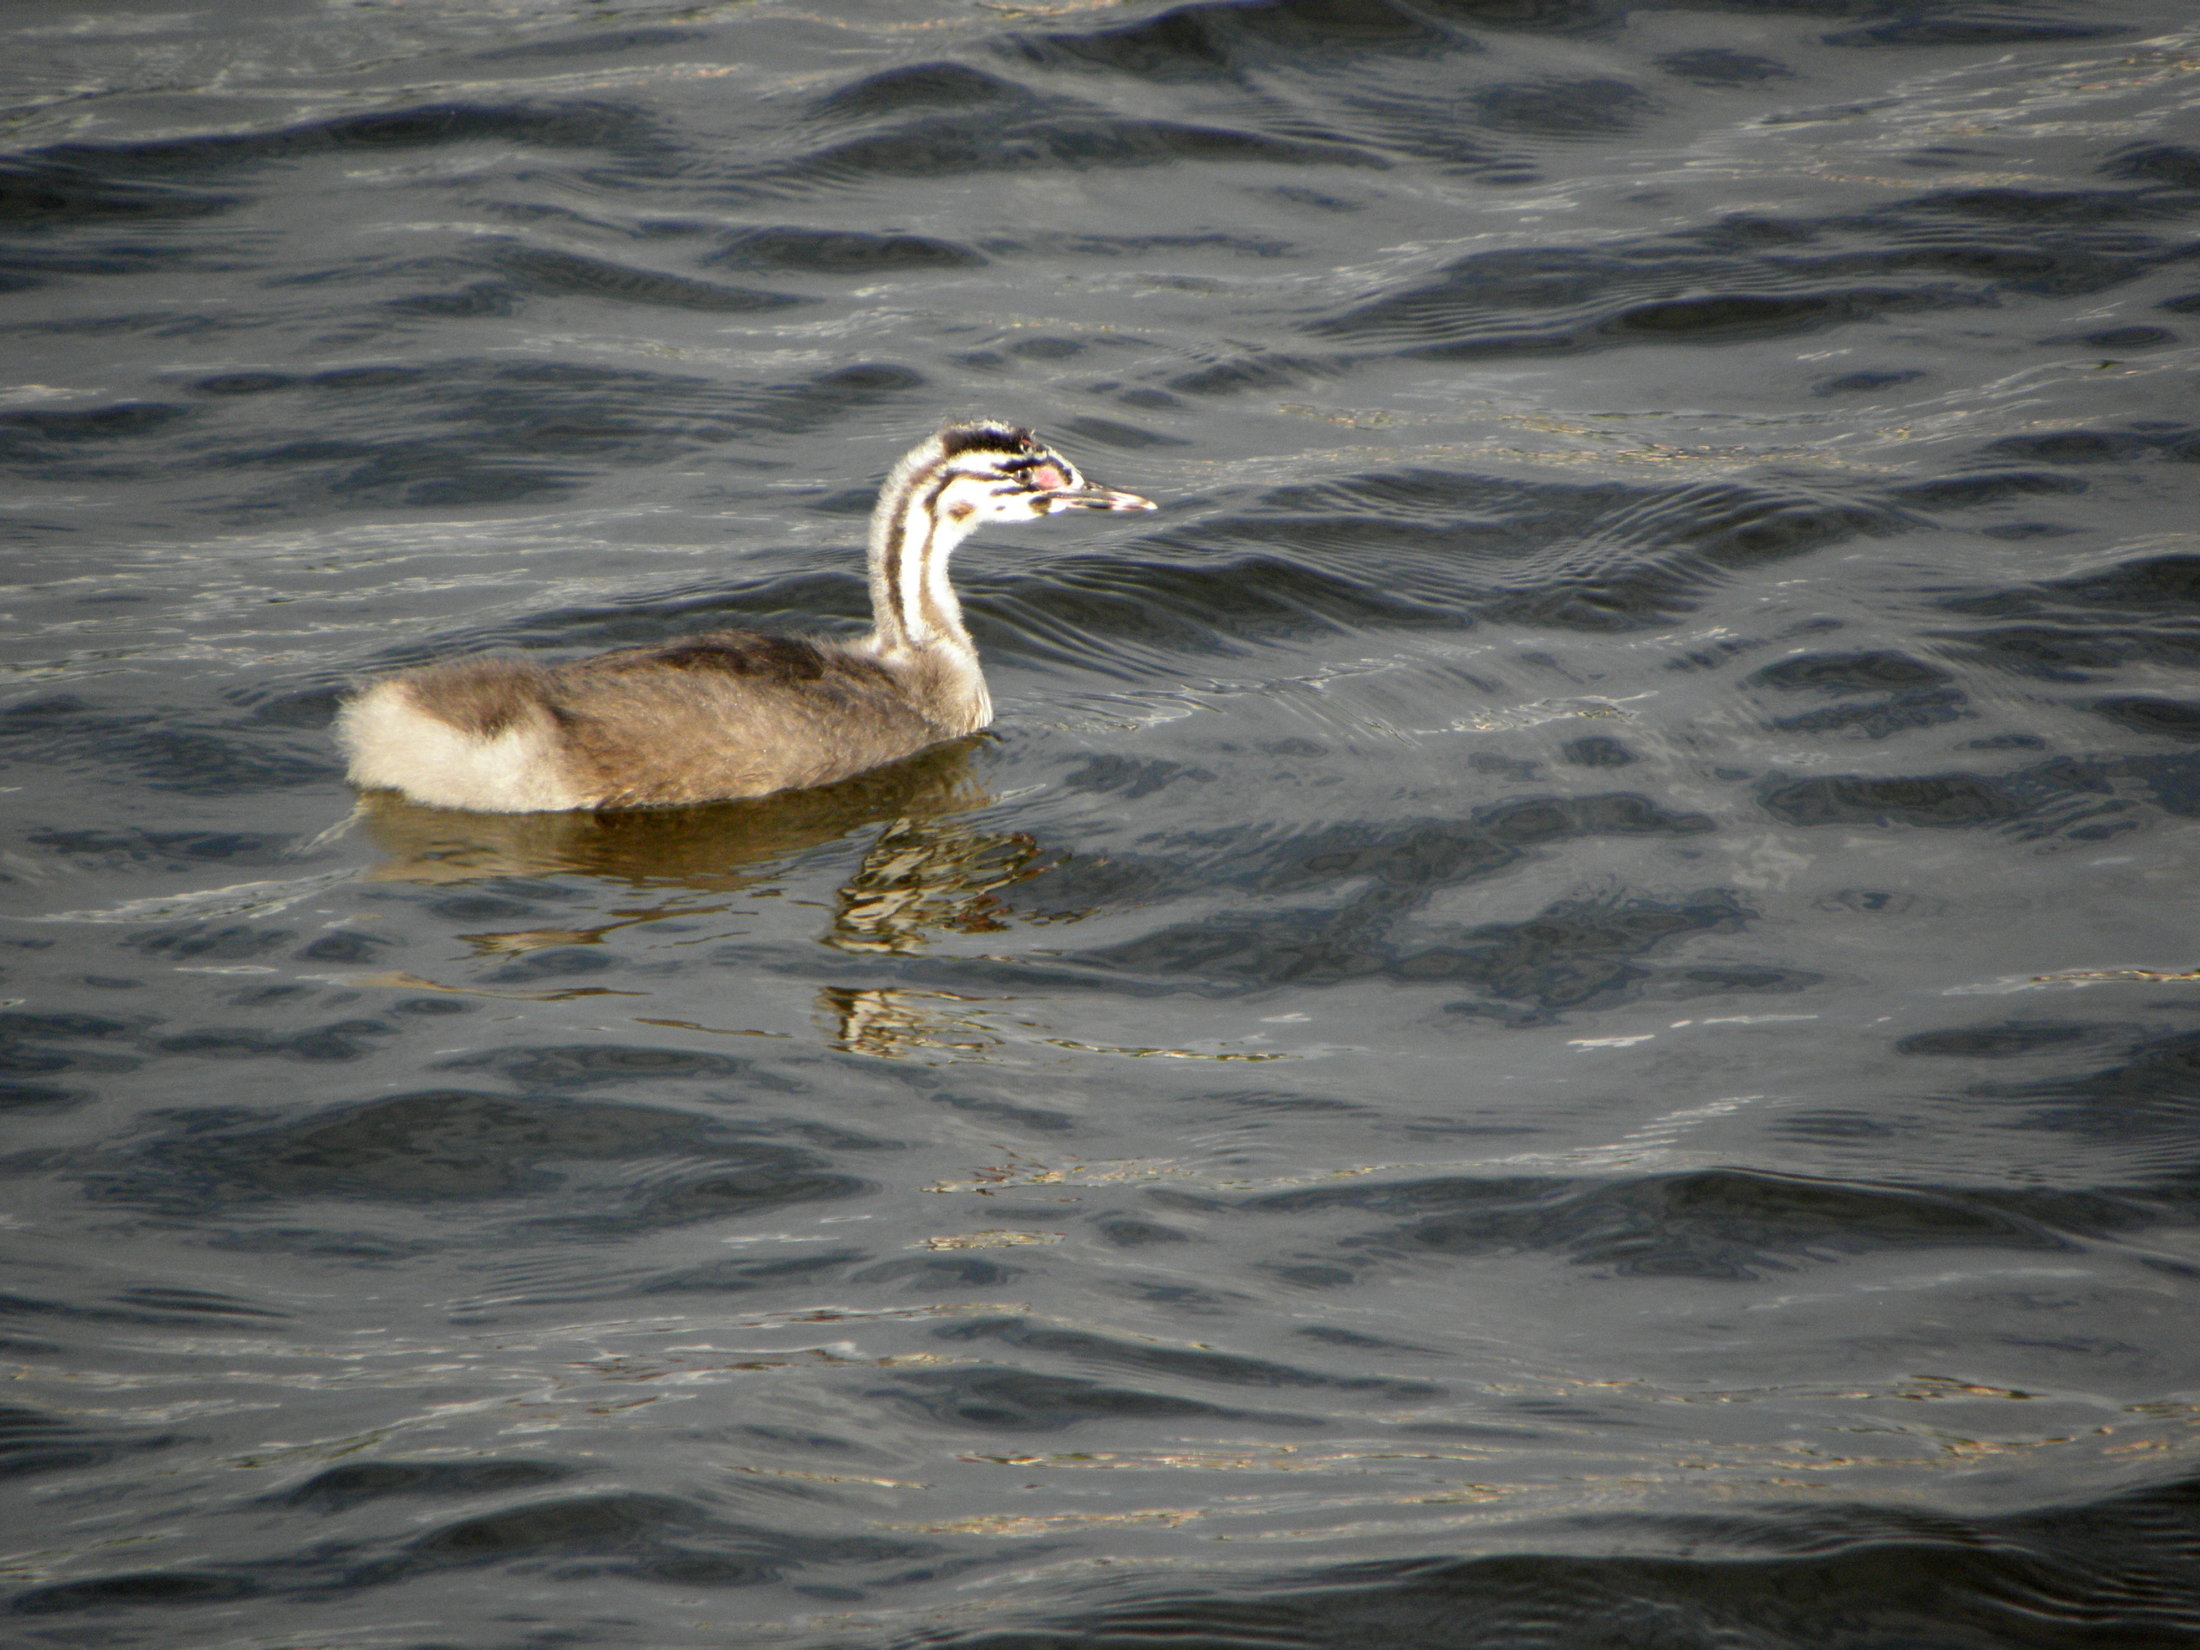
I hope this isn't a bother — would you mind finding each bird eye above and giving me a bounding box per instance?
[990,454,1075,492]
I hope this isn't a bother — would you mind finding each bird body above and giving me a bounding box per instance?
[337,420,1153,812]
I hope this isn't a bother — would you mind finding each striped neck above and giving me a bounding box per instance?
[865,444,981,661]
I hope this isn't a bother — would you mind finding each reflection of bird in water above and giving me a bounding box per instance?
[355,738,1062,974]
[338,420,1154,812]
[828,816,1046,954]
[822,986,1007,1063]
[353,738,989,890]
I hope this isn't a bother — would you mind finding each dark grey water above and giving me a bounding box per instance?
[7,2,2200,1645]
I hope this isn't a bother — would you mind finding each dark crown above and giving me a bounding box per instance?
[936,419,1042,460]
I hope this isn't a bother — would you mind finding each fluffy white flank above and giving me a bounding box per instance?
[336,679,584,813]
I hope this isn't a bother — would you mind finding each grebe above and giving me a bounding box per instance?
[337,419,1154,812]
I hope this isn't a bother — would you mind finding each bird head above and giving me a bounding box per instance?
[924,420,1157,527]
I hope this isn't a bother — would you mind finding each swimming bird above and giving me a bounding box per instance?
[336,419,1155,813]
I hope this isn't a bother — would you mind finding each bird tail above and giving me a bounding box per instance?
[336,665,581,813]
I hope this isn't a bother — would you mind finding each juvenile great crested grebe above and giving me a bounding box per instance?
[337,419,1155,812]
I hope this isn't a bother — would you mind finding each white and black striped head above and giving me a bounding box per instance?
[905,419,1156,530]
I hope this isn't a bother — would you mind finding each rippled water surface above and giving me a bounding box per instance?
[7,2,2200,1645]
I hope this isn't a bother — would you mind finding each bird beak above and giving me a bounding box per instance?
[1040,485,1157,514]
